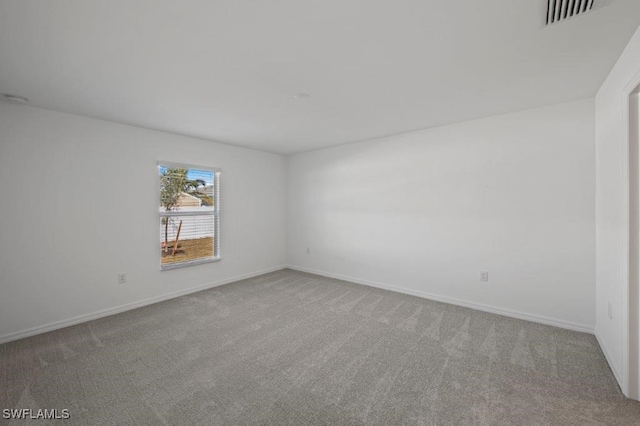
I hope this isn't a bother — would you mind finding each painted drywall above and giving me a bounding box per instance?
[0,103,286,342]
[287,99,595,332]
[630,91,640,400]
[595,25,640,398]
[635,91,640,399]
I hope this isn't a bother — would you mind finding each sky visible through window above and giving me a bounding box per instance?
[158,166,214,186]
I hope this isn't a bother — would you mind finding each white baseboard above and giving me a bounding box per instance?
[0,265,286,344]
[595,330,624,394]
[286,264,595,334]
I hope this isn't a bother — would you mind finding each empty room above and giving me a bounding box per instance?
[2,0,640,424]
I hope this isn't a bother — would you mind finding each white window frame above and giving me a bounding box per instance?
[158,161,221,271]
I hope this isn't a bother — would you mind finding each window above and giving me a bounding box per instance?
[158,162,220,270]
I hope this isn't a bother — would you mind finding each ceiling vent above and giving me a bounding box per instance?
[544,0,613,26]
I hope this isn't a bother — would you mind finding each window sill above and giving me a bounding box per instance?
[160,256,221,271]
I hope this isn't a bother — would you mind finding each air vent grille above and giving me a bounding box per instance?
[546,0,594,25]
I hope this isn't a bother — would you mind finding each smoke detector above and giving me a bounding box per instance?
[543,0,614,26]
[1,94,28,104]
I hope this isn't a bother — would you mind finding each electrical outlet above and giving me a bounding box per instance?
[118,273,127,284]
[480,271,489,282]
[608,302,613,319]
[306,247,310,254]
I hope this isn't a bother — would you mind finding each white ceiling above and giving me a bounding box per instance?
[1,0,639,154]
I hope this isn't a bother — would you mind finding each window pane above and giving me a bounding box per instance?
[158,166,215,210]
[160,214,215,265]
[159,163,219,269]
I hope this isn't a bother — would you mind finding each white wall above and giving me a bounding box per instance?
[287,99,595,332]
[0,104,287,342]
[595,25,640,398]
[630,91,640,399]
[635,91,640,399]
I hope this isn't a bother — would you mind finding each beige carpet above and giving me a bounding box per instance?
[1,269,639,425]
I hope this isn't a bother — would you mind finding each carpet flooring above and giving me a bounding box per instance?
[1,269,639,425]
